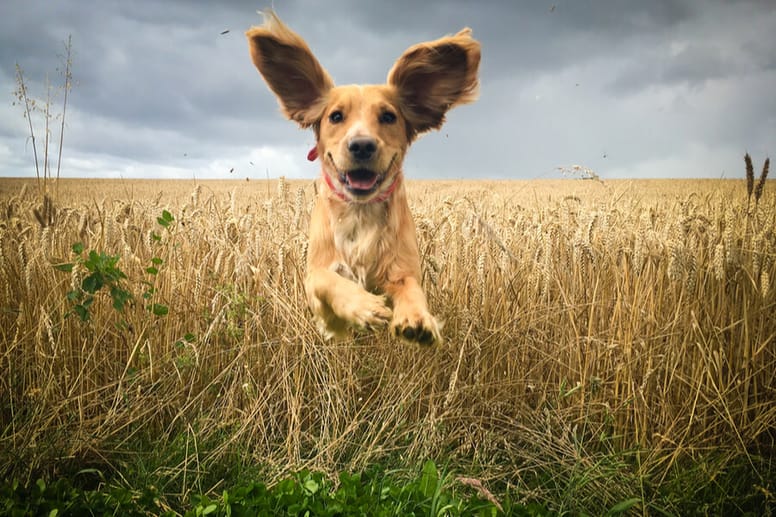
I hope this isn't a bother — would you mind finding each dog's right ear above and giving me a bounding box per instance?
[246,11,334,128]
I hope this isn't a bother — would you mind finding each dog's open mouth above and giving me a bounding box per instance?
[340,168,382,195]
[325,152,398,201]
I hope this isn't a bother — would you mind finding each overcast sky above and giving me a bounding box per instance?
[1,0,774,180]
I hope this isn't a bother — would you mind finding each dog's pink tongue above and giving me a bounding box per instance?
[347,172,378,190]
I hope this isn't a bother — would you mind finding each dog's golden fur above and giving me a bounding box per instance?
[247,11,480,344]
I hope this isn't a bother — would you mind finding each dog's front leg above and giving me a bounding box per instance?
[382,199,442,345]
[385,275,442,345]
[306,266,392,338]
[305,195,392,338]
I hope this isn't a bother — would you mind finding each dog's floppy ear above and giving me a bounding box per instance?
[246,11,334,128]
[388,28,480,140]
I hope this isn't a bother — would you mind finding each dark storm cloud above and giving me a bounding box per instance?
[0,0,774,179]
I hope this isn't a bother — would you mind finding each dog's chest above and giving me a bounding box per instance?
[331,204,388,288]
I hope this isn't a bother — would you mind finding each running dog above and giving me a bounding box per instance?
[246,11,480,344]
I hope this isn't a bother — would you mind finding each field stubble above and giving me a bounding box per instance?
[0,177,774,513]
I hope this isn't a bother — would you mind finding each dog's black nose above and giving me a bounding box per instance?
[348,137,377,161]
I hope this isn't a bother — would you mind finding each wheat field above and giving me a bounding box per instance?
[1,176,774,512]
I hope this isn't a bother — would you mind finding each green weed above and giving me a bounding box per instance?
[53,210,176,320]
[0,462,515,517]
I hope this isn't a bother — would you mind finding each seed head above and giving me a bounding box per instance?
[755,157,769,203]
[745,153,754,201]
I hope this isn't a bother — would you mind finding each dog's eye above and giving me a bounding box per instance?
[379,111,397,124]
[329,110,344,124]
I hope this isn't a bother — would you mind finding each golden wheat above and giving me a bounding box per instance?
[0,177,774,509]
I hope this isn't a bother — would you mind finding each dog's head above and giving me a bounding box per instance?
[247,11,480,203]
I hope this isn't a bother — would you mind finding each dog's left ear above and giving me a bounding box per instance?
[388,28,480,140]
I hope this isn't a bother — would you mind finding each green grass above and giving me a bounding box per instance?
[1,461,521,516]
[2,433,771,516]
[4,453,770,515]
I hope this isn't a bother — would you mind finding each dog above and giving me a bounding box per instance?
[246,11,480,345]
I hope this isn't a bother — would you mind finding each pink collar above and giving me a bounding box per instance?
[308,145,399,204]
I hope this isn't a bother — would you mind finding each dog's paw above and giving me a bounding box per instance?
[338,291,392,331]
[391,309,442,346]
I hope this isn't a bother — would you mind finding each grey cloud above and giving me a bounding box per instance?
[1,0,774,180]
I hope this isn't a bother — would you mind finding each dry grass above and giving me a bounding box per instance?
[1,176,774,511]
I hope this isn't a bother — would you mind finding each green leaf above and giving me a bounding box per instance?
[607,498,641,515]
[72,242,84,255]
[111,266,127,281]
[53,262,74,272]
[82,273,103,293]
[74,305,89,321]
[419,460,439,499]
[157,210,174,227]
[151,232,162,242]
[184,333,196,342]
[303,478,320,495]
[146,266,159,275]
[151,304,169,316]
[151,257,163,265]
[202,504,217,515]
[85,250,101,269]
[110,286,132,311]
